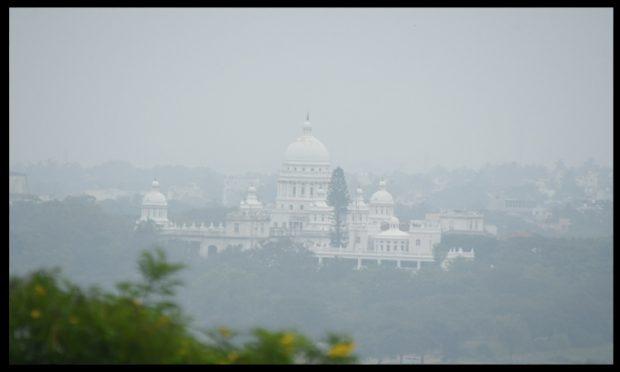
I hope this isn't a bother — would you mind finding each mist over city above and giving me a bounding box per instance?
[9,8,613,364]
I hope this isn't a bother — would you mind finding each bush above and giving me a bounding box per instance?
[9,248,357,364]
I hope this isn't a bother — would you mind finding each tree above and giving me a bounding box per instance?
[326,167,350,248]
[9,248,358,364]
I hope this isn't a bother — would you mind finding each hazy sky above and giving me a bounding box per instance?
[10,8,613,174]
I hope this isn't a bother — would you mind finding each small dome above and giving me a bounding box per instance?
[283,118,330,164]
[350,187,368,210]
[143,179,167,206]
[243,185,262,207]
[370,180,394,205]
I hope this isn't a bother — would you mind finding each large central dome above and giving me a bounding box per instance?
[283,118,330,164]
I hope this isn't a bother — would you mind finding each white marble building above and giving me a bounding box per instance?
[425,210,497,236]
[9,172,29,195]
[137,116,442,268]
[139,180,169,225]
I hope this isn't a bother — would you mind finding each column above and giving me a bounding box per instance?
[416,261,421,270]
[356,258,362,270]
[318,256,323,265]
[397,260,401,268]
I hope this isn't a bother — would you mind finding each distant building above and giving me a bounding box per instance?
[138,180,169,226]
[9,172,39,203]
[488,193,538,214]
[539,217,571,234]
[576,170,600,199]
[426,210,488,235]
[137,116,444,269]
[9,172,29,195]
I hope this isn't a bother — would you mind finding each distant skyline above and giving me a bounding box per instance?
[10,8,613,174]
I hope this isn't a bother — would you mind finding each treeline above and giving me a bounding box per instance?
[9,197,613,363]
[174,235,612,363]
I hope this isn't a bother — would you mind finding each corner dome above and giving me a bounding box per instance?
[370,180,394,205]
[388,216,400,225]
[283,117,330,165]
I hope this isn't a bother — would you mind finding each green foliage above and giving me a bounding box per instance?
[181,235,612,363]
[327,167,350,248]
[9,248,358,364]
[9,197,157,290]
[9,267,208,363]
[116,249,186,313]
[9,195,613,363]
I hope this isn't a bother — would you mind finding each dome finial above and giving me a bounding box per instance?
[302,113,312,136]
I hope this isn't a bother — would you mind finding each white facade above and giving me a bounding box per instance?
[426,210,486,234]
[139,180,169,226]
[137,116,448,268]
[270,117,332,235]
[9,172,29,195]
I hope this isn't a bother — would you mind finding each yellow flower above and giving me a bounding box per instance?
[69,315,79,325]
[30,309,42,319]
[218,327,232,338]
[34,285,46,297]
[132,298,142,306]
[227,352,239,362]
[328,342,355,358]
[280,333,295,351]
